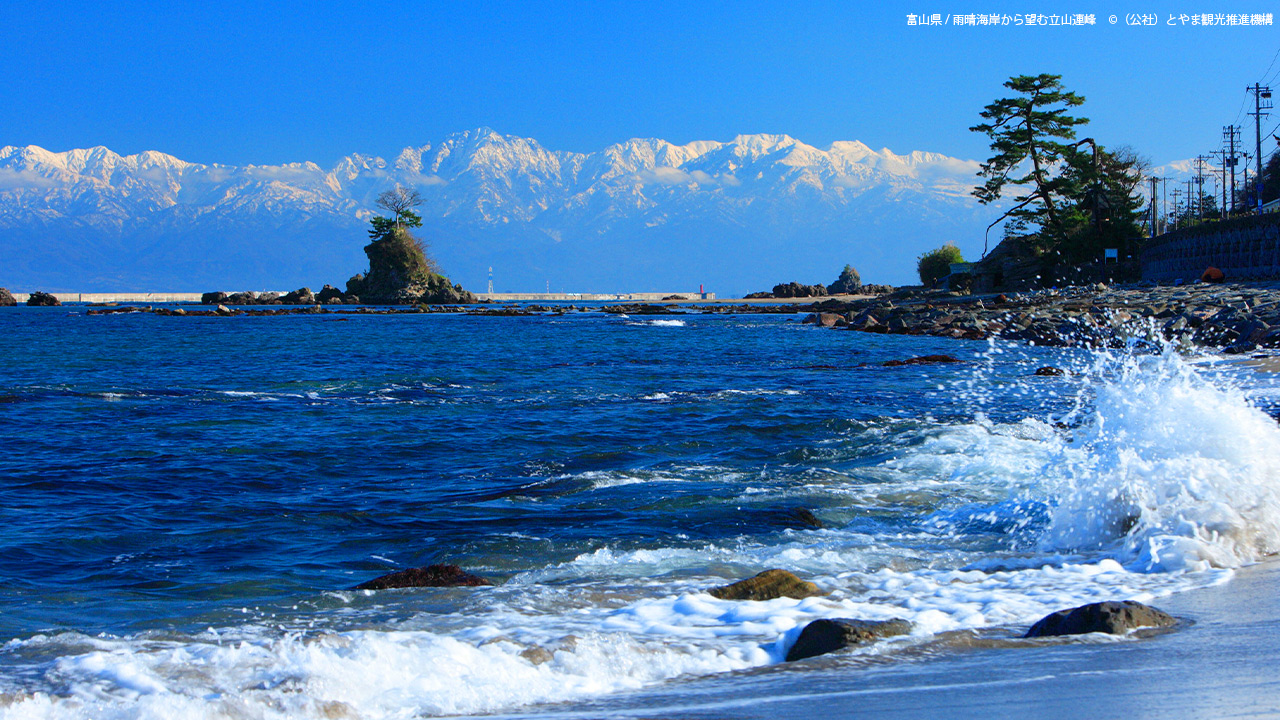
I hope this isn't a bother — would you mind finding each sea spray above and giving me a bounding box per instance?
[1034,343,1280,571]
[3,313,1279,720]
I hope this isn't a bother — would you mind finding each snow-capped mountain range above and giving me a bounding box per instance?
[0,128,1001,293]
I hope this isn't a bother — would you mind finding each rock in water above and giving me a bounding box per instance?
[786,618,913,661]
[882,355,960,367]
[1034,366,1066,376]
[0,288,16,306]
[201,291,229,305]
[708,569,824,601]
[1024,601,1176,637]
[355,564,494,590]
[316,284,348,304]
[26,291,60,306]
[280,287,316,305]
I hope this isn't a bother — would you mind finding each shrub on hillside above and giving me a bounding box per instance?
[917,243,964,286]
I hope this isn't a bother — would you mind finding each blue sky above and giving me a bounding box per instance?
[2,0,1277,167]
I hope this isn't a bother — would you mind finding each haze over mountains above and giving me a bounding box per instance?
[0,128,1005,294]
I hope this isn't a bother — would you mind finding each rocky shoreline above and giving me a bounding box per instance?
[796,281,1280,353]
[14,280,1280,353]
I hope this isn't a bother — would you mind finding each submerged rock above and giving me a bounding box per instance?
[1034,366,1066,376]
[708,569,824,601]
[26,291,60,306]
[786,618,913,661]
[882,354,960,367]
[355,564,494,590]
[1024,601,1176,637]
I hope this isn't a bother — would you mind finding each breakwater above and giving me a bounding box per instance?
[1141,213,1280,282]
[476,292,714,301]
[10,292,222,304]
[7,291,714,304]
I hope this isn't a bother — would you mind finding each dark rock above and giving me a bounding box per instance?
[1024,600,1176,637]
[786,618,913,661]
[316,284,347,304]
[280,287,316,305]
[813,312,848,328]
[26,291,60,306]
[201,291,229,305]
[1034,366,1066,376]
[226,291,258,305]
[1200,267,1225,284]
[771,281,828,299]
[351,228,476,304]
[355,564,494,591]
[662,295,688,301]
[760,507,825,529]
[882,355,961,367]
[0,288,15,306]
[744,291,775,299]
[708,569,824,602]
[827,265,862,295]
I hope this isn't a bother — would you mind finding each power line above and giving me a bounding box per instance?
[1259,45,1280,85]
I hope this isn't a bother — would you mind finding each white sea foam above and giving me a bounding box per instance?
[6,341,1278,719]
[1036,348,1280,571]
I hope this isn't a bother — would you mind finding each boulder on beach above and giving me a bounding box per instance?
[1024,600,1176,637]
[0,288,16,306]
[1200,267,1225,284]
[786,618,913,661]
[354,564,494,590]
[26,291,60,306]
[708,569,824,601]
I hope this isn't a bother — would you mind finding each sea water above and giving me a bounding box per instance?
[0,306,1278,719]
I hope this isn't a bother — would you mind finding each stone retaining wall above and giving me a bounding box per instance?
[1141,213,1280,282]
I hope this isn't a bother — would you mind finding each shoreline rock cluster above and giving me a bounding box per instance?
[201,285,352,306]
[26,279,1280,356]
[354,564,1178,663]
[798,282,1280,352]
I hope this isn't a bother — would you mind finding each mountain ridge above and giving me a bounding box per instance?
[0,128,1000,293]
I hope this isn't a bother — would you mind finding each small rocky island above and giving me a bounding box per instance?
[202,186,474,307]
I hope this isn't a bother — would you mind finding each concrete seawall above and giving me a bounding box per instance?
[475,292,715,302]
[9,292,212,304]
[1142,213,1280,282]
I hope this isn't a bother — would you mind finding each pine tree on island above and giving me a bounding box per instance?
[346,186,475,304]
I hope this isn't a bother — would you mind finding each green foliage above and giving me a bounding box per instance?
[917,243,964,286]
[827,264,862,294]
[971,74,1088,245]
[365,227,439,282]
[972,74,1146,260]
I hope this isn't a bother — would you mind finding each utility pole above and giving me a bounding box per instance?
[1242,152,1253,211]
[1172,186,1183,229]
[1148,175,1160,237]
[1224,125,1241,214]
[1249,84,1272,212]
[1194,155,1212,219]
[1211,150,1228,219]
